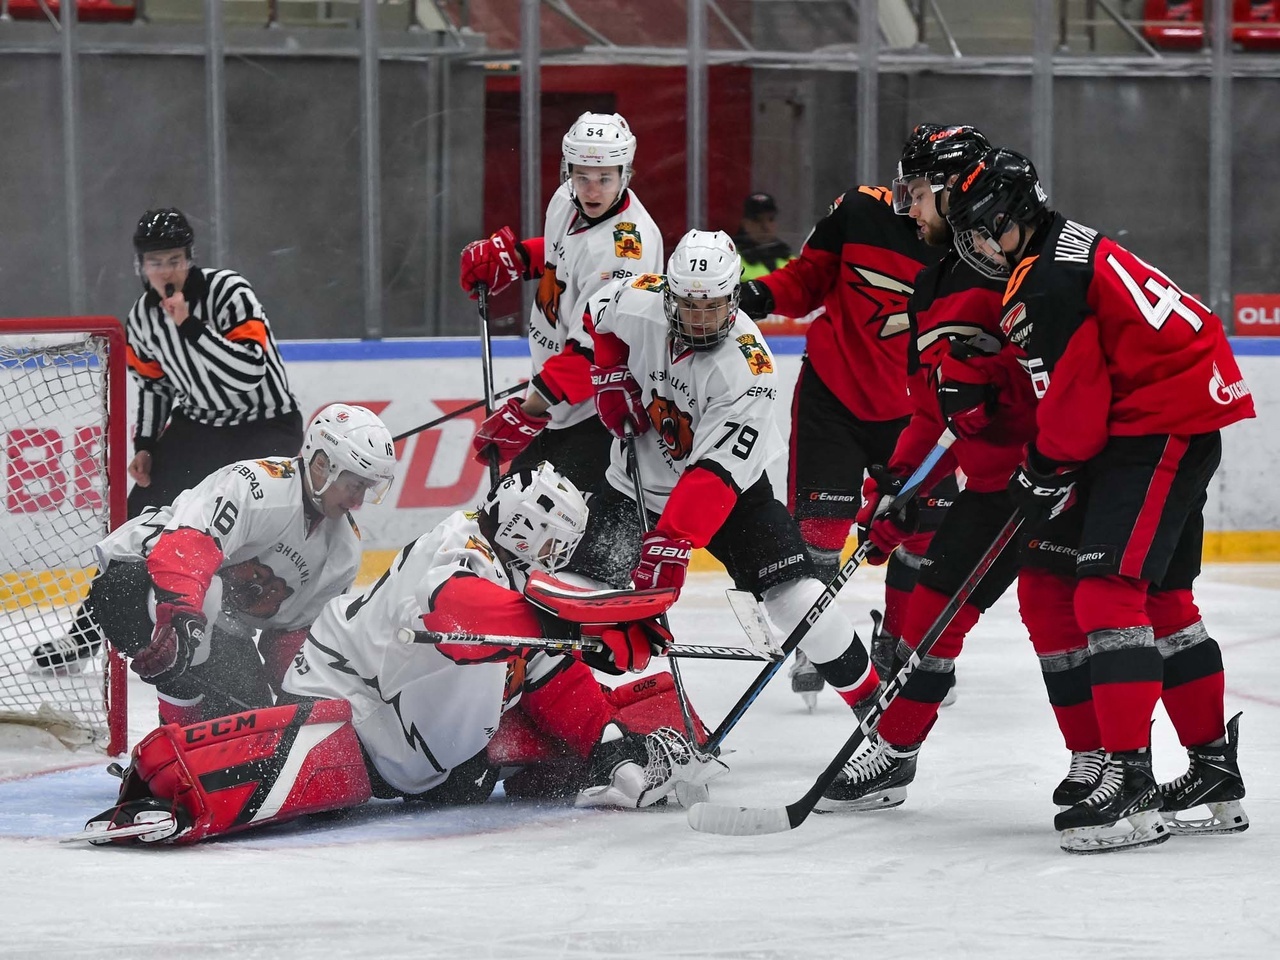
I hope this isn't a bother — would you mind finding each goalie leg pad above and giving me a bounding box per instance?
[90,700,372,845]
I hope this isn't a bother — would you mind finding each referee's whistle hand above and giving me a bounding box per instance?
[129,451,152,487]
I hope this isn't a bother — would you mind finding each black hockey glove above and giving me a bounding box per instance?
[1007,445,1080,532]
[738,280,775,320]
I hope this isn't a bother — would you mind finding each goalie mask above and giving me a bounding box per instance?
[946,148,1050,280]
[664,230,741,352]
[479,462,589,589]
[892,123,991,216]
[301,404,397,510]
[561,112,636,217]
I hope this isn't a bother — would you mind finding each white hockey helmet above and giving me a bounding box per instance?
[301,403,397,505]
[480,462,589,582]
[664,229,741,351]
[560,112,636,203]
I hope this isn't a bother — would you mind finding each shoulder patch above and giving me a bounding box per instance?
[465,535,495,562]
[613,222,643,260]
[735,333,774,376]
[254,458,297,479]
[856,185,892,205]
[1003,255,1039,306]
[631,273,665,292]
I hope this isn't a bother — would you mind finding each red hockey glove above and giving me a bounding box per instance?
[1008,444,1080,532]
[591,363,649,439]
[936,351,1000,439]
[132,602,206,684]
[579,618,673,675]
[459,226,529,299]
[855,466,919,566]
[631,531,692,593]
[471,396,550,466]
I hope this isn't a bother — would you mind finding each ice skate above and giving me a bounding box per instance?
[1052,748,1106,808]
[29,630,100,677]
[1055,749,1170,854]
[64,798,189,846]
[575,724,727,809]
[1159,712,1248,836]
[789,649,824,712]
[814,735,919,812]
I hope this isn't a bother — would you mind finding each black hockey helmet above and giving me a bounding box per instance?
[133,208,194,256]
[946,148,1049,278]
[892,124,991,214]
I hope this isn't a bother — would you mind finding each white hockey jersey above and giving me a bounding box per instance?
[94,457,362,637]
[588,276,785,514]
[281,510,553,795]
[529,184,663,429]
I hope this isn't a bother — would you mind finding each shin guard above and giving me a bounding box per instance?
[1018,569,1100,752]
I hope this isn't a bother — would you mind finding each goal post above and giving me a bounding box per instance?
[0,316,128,755]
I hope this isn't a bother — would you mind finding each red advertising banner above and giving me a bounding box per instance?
[1234,293,1280,335]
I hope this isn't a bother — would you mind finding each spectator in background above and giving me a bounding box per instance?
[734,192,793,280]
[125,208,303,519]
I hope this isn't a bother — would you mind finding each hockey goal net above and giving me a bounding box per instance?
[0,317,128,754]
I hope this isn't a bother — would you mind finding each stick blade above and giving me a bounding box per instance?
[686,801,793,836]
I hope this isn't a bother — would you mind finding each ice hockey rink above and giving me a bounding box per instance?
[0,563,1275,960]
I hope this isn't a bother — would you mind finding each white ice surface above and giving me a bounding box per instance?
[1,565,1277,960]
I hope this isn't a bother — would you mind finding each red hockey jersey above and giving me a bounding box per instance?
[760,186,942,422]
[889,252,1037,492]
[1004,215,1255,465]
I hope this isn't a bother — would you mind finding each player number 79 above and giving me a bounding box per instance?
[714,421,758,460]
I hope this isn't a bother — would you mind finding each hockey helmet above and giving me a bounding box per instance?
[892,124,991,215]
[133,208,195,256]
[479,462,589,582]
[301,403,397,506]
[664,230,741,352]
[946,148,1049,279]
[561,112,636,206]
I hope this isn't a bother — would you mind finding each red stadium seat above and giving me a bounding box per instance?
[5,0,136,23]
[1234,0,1280,50]
[1141,1,1205,50]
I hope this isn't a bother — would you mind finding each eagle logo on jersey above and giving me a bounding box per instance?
[465,535,495,562]
[536,267,566,327]
[631,273,665,292]
[845,265,914,339]
[255,459,297,479]
[220,558,295,618]
[735,334,774,376]
[613,222,643,260]
[647,395,695,461]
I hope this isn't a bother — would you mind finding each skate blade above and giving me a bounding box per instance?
[813,786,907,813]
[61,814,180,846]
[1059,809,1171,854]
[1161,800,1249,836]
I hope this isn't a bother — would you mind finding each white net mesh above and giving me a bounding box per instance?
[0,329,119,748]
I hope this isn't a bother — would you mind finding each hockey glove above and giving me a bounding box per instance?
[937,355,999,439]
[1008,444,1080,532]
[578,618,673,675]
[591,363,649,439]
[459,226,530,299]
[855,465,919,566]
[631,531,693,594]
[132,602,206,685]
[471,396,550,466]
[738,279,776,320]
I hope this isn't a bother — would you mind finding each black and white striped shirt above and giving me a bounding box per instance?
[125,267,298,449]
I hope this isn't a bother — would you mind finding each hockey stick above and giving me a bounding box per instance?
[397,627,782,662]
[700,432,957,754]
[391,380,529,443]
[624,426,700,746]
[476,282,501,488]
[687,508,1024,835]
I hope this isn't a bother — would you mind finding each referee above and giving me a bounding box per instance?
[125,208,303,518]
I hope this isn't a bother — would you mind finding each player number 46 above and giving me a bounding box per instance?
[1106,253,1205,334]
[714,421,758,460]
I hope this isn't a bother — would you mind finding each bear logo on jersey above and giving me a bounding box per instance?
[735,333,774,376]
[220,558,295,618]
[613,222,643,260]
[536,267,566,327]
[647,395,695,461]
